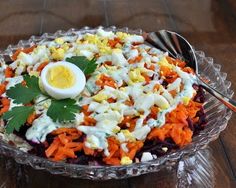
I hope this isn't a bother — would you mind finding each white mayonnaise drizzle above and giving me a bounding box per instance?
[2,29,198,158]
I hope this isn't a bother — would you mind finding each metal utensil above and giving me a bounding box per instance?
[146,30,236,112]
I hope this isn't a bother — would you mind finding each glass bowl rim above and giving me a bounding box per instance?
[0,26,233,179]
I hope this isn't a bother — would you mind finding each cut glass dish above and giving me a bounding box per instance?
[0,26,233,180]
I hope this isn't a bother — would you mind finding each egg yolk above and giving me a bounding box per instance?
[46,65,75,89]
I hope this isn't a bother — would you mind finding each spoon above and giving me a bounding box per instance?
[145,30,236,112]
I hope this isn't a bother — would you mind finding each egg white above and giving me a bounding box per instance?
[41,61,86,99]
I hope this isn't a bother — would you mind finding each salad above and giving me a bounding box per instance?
[0,28,206,166]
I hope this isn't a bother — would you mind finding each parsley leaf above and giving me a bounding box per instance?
[3,106,34,134]
[66,56,97,75]
[23,75,41,93]
[47,98,81,122]
[6,75,42,104]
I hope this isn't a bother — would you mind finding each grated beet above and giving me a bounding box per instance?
[13,124,29,140]
[5,60,13,65]
[67,152,104,166]
[28,142,47,157]
[136,138,178,159]
[20,83,207,165]
[161,80,168,88]
[187,117,194,131]
[193,85,205,103]
[45,134,55,145]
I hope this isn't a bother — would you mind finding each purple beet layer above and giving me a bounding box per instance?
[12,85,207,166]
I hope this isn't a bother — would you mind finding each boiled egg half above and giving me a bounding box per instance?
[41,61,86,99]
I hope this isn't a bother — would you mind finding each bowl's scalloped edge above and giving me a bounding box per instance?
[0,26,233,180]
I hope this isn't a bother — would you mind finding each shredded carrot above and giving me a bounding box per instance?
[83,116,96,126]
[45,137,60,158]
[160,65,179,83]
[0,97,10,115]
[45,128,83,161]
[166,56,194,75]
[81,105,91,116]
[2,31,207,166]
[141,73,151,84]
[171,125,193,146]
[107,97,116,103]
[148,101,202,147]
[126,141,143,160]
[120,116,132,125]
[57,147,76,159]
[153,84,160,92]
[149,106,159,119]
[58,133,70,145]
[144,63,155,71]
[26,112,37,125]
[11,45,36,61]
[119,116,137,131]
[0,82,7,95]
[4,67,14,78]
[128,55,143,64]
[169,90,177,97]
[103,157,121,165]
[103,137,121,165]
[65,142,83,152]
[128,120,137,132]
[83,143,95,155]
[95,74,117,89]
[104,61,112,66]
[166,104,188,125]
[148,123,193,146]
[160,65,170,76]
[182,67,195,74]
[185,100,202,119]
[166,56,186,68]
[52,127,82,137]
[148,124,171,141]
[36,61,49,73]
[115,140,144,162]
[108,37,121,48]
[107,137,120,159]
[124,97,134,106]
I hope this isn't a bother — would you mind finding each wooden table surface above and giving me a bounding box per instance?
[0,0,235,187]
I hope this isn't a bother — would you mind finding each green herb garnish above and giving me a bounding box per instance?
[47,99,81,122]
[6,75,41,104]
[66,56,97,75]
[3,106,34,134]
[4,74,82,134]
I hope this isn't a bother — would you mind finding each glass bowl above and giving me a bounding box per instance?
[0,26,233,180]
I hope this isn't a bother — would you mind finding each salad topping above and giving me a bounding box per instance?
[0,28,206,165]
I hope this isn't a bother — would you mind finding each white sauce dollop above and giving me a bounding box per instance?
[2,29,199,159]
[26,114,60,143]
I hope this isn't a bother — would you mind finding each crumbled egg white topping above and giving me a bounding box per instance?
[2,29,197,157]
